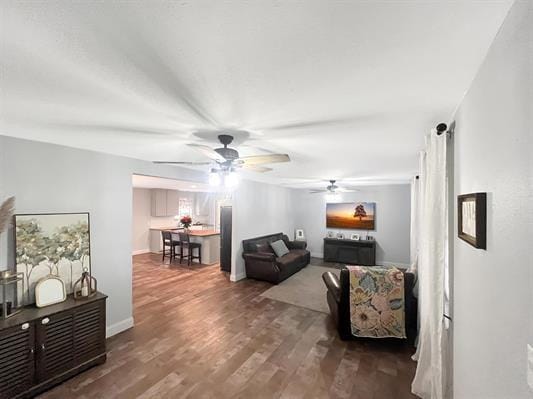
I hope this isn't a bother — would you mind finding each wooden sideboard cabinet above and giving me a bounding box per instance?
[0,293,107,399]
[323,238,376,265]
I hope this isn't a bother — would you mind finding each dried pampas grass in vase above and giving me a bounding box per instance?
[0,197,15,235]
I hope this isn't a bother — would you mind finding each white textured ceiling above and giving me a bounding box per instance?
[0,1,512,188]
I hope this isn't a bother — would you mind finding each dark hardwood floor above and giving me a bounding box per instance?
[39,253,417,399]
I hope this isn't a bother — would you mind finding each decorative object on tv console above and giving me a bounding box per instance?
[458,192,486,249]
[35,275,66,308]
[327,231,335,238]
[0,271,24,319]
[295,229,305,241]
[73,267,97,300]
[336,232,345,239]
[326,202,375,230]
[350,233,360,241]
[15,212,91,305]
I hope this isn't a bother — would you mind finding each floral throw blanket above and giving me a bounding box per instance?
[346,265,406,339]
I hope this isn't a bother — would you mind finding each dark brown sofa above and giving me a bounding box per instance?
[322,267,417,342]
[242,233,311,284]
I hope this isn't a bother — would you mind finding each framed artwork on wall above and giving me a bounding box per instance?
[326,202,375,230]
[14,212,91,305]
[457,193,486,249]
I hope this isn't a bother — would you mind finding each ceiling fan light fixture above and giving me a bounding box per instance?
[224,171,239,188]
[209,170,221,187]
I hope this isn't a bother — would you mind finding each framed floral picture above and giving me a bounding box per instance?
[14,213,91,305]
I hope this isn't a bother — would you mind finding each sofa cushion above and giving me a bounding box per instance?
[276,252,302,269]
[256,242,274,254]
[270,240,290,258]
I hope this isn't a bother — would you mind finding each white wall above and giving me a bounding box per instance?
[452,1,532,398]
[230,179,296,281]
[292,185,411,266]
[132,188,151,254]
[0,135,206,337]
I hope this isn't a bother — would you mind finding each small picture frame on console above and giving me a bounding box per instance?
[366,235,374,241]
[327,231,335,238]
[350,233,360,240]
[336,232,345,239]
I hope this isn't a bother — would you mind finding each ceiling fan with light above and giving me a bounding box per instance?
[153,134,290,187]
[309,180,359,194]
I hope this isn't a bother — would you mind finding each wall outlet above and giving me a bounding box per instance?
[527,345,533,391]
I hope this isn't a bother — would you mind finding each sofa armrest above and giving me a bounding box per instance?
[322,272,341,303]
[288,240,307,250]
[243,252,276,262]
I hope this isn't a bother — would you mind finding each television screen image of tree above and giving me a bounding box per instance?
[354,204,367,220]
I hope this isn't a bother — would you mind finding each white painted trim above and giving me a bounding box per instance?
[132,249,150,256]
[106,317,134,338]
[230,272,247,282]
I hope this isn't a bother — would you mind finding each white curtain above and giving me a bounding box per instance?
[410,175,419,267]
[411,129,449,399]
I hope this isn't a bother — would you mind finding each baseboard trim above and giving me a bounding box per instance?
[230,272,247,282]
[132,249,150,256]
[106,317,134,338]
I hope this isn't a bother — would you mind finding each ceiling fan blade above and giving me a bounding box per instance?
[238,154,290,165]
[241,164,273,173]
[187,144,226,162]
[152,161,211,165]
[309,190,328,194]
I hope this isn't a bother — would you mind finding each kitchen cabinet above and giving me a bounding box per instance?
[151,189,179,217]
[166,190,179,216]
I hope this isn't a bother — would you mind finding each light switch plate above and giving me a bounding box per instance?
[527,345,533,391]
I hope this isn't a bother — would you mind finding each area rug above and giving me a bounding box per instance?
[260,265,340,313]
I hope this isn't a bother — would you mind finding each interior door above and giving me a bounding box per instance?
[220,206,232,272]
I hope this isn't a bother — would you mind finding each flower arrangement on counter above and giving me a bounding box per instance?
[180,215,192,229]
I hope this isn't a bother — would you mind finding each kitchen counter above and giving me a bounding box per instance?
[149,229,220,265]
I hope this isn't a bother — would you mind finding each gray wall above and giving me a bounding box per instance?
[292,185,411,266]
[231,179,295,281]
[0,135,206,336]
[132,188,151,254]
[452,1,532,398]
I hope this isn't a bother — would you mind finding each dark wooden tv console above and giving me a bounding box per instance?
[323,238,376,265]
[0,292,107,399]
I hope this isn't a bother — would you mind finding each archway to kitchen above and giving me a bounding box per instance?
[130,173,233,317]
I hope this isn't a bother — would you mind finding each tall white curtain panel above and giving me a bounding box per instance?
[411,129,449,399]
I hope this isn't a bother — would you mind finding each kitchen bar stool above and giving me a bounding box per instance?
[178,232,202,265]
[161,231,181,262]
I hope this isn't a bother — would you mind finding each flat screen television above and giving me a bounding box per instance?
[326,202,375,230]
